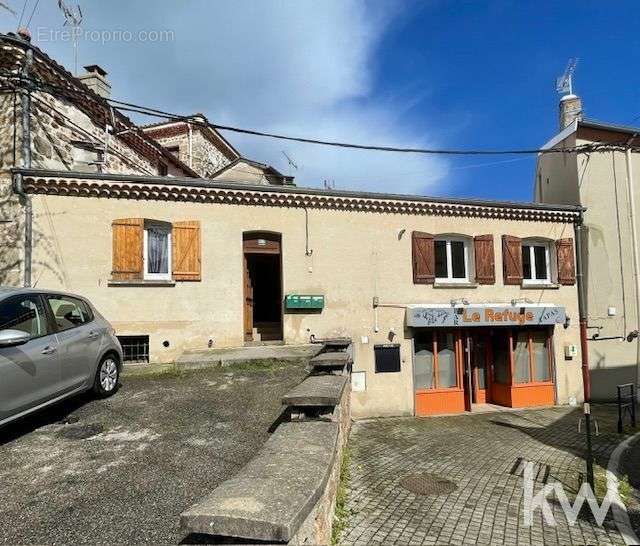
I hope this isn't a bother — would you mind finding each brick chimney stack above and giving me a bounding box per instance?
[559,94,582,131]
[78,65,111,99]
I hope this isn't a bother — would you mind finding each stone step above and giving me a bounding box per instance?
[180,421,339,543]
[282,374,347,407]
[316,337,352,350]
[309,351,352,370]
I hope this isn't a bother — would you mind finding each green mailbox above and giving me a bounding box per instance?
[285,294,325,310]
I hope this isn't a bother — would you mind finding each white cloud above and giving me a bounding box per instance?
[4,0,449,194]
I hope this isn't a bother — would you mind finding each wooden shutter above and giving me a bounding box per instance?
[474,235,495,284]
[412,231,435,284]
[111,218,143,280]
[172,221,201,281]
[502,235,523,285]
[556,238,576,285]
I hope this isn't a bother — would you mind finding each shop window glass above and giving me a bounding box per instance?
[514,332,531,383]
[532,331,551,382]
[492,334,509,384]
[437,333,457,388]
[414,336,435,389]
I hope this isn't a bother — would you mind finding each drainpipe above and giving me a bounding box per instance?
[574,213,590,402]
[17,41,33,287]
[575,210,595,489]
[624,144,640,397]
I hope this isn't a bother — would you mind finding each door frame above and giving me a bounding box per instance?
[242,231,283,342]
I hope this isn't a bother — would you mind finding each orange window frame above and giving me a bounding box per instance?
[509,328,553,386]
[416,330,463,391]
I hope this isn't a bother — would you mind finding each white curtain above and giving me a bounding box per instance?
[148,228,168,274]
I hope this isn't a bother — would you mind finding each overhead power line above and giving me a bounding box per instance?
[1,71,638,157]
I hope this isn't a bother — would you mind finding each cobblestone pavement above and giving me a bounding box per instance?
[340,405,637,546]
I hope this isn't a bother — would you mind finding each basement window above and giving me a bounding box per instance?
[117,335,150,364]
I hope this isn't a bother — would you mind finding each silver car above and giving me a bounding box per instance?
[0,288,123,427]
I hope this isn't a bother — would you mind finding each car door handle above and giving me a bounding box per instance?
[88,331,100,340]
[42,346,57,355]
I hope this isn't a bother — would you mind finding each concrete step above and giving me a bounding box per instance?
[313,337,352,350]
[282,374,347,407]
[309,351,352,370]
[176,343,321,368]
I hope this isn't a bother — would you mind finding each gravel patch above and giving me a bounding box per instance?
[0,360,306,545]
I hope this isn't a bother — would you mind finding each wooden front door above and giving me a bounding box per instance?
[242,232,283,342]
[243,255,254,341]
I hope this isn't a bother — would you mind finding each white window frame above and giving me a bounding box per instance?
[143,222,172,281]
[435,237,470,283]
[522,241,552,285]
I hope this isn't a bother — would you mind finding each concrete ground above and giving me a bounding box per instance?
[340,405,637,546]
[0,360,307,545]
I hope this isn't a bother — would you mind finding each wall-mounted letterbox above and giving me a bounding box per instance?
[285,294,325,310]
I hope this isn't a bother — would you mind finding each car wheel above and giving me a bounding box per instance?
[93,355,120,398]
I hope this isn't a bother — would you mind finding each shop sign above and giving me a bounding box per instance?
[407,305,566,328]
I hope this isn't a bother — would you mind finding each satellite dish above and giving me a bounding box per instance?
[556,58,578,96]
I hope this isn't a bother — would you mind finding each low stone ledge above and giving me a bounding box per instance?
[180,421,339,543]
[281,374,347,407]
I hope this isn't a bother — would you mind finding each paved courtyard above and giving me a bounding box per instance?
[340,406,637,546]
[0,361,306,545]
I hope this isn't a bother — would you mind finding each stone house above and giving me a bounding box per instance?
[1,32,585,418]
[535,91,640,400]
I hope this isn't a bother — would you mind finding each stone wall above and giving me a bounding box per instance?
[0,91,22,286]
[290,381,351,545]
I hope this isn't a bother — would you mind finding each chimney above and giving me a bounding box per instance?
[78,65,111,99]
[559,93,582,130]
[16,27,31,42]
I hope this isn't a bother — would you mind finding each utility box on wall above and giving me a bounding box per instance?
[285,294,325,310]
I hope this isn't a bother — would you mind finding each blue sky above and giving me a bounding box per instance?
[1,0,639,201]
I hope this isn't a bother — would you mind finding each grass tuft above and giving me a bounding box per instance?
[332,446,352,546]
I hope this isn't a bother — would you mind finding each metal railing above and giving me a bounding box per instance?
[617,383,637,433]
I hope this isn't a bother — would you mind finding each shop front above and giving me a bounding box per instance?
[408,304,566,416]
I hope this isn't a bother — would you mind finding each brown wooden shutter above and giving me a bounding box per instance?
[474,235,495,284]
[172,221,201,281]
[556,238,576,285]
[111,218,143,280]
[412,231,435,284]
[502,235,523,285]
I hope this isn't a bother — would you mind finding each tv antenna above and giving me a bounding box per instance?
[281,150,298,177]
[57,0,83,75]
[556,58,578,96]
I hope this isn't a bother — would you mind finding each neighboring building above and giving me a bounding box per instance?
[1,32,585,419]
[535,91,640,400]
[141,119,294,186]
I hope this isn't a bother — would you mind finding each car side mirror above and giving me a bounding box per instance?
[0,329,31,347]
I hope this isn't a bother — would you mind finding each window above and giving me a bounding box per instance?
[414,331,459,390]
[492,334,510,384]
[118,335,150,364]
[0,295,48,338]
[144,222,172,280]
[158,162,168,176]
[522,241,551,284]
[111,219,201,283]
[434,238,469,282]
[46,295,92,332]
[513,329,552,384]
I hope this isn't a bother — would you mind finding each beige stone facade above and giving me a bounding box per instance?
[13,172,585,418]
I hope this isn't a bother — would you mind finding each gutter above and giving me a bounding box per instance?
[11,168,586,216]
